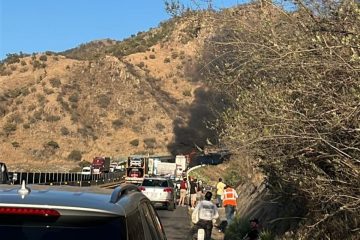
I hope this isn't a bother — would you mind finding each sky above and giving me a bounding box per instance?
[0,0,244,60]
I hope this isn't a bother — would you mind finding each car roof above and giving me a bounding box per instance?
[144,177,169,181]
[0,183,146,217]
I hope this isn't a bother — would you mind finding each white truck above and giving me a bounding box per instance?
[156,162,177,178]
[175,155,188,171]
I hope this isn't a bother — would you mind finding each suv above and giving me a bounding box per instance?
[139,177,176,211]
[0,182,167,240]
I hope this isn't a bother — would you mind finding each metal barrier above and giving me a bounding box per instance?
[8,171,124,186]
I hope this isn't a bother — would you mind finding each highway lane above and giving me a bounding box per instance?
[157,206,191,240]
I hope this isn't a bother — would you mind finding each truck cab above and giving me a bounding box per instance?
[91,157,111,174]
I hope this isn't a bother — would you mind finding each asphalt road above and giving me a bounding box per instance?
[158,205,226,240]
[157,206,191,240]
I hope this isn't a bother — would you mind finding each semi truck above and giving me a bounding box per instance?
[156,162,177,178]
[175,155,188,171]
[91,156,111,174]
[125,155,148,184]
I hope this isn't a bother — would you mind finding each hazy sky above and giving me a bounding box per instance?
[0,0,243,60]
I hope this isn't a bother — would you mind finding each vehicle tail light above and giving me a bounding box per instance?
[163,187,173,193]
[0,207,60,217]
[138,186,146,191]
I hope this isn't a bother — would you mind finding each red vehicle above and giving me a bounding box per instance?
[125,156,148,184]
[91,157,111,174]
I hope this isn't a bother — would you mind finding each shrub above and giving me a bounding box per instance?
[3,53,21,64]
[45,141,59,149]
[224,217,251,240]
[143,138,156,148]
[259,230,275,240]
[155,122,165,131]
[3,123,17,135]
[68,150,82,161]
[6,88,22,98]
[11,141,20,148]
[70,111,79,122]
[112,119,123,129]
[23,123,30,129]
[37,94,46,104]
[32,60,45,69]
[49,78,62,88]
[125,109,135,116]
[44,88,54,95]
[60,126,69,135]
[44,115,61,122]
[224,168,243,188]
[182,89,192,97]
[8,113,23,124]
[97,94,111,108]
[130,139,139,147]
[163,57,171,63]
[20,87,30,96]
[39,55,47,61]
[68,93,79,103]
[149,54,156,59]
[171,51,178,59]
[137,61,145,68]
[33,110,43,120]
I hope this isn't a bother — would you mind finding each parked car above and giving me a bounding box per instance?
[0,182,167,239]
[139,177,176,211]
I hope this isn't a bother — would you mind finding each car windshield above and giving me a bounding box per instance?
[0,215,126,239]
[142,179,168,187]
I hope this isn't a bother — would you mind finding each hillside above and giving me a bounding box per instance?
[1,1,359,239]
[0,11,216,172]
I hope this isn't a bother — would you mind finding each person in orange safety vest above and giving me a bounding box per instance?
[222,184,238,226]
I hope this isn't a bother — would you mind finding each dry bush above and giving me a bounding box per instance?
[201,1,360,239]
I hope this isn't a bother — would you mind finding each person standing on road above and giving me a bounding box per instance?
[179,177,188,206]
[196,179,203,202]
[188,191,219,240]
[222,184,238,225]
[189,178,198,208]
[216,178,226,207]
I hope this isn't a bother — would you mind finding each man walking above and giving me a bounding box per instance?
[189,177,198,208]
[188,191,219,240]
[222,184,238,225]
[216,178,226,207]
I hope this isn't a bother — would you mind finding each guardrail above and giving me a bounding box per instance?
[8,171,124,186]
